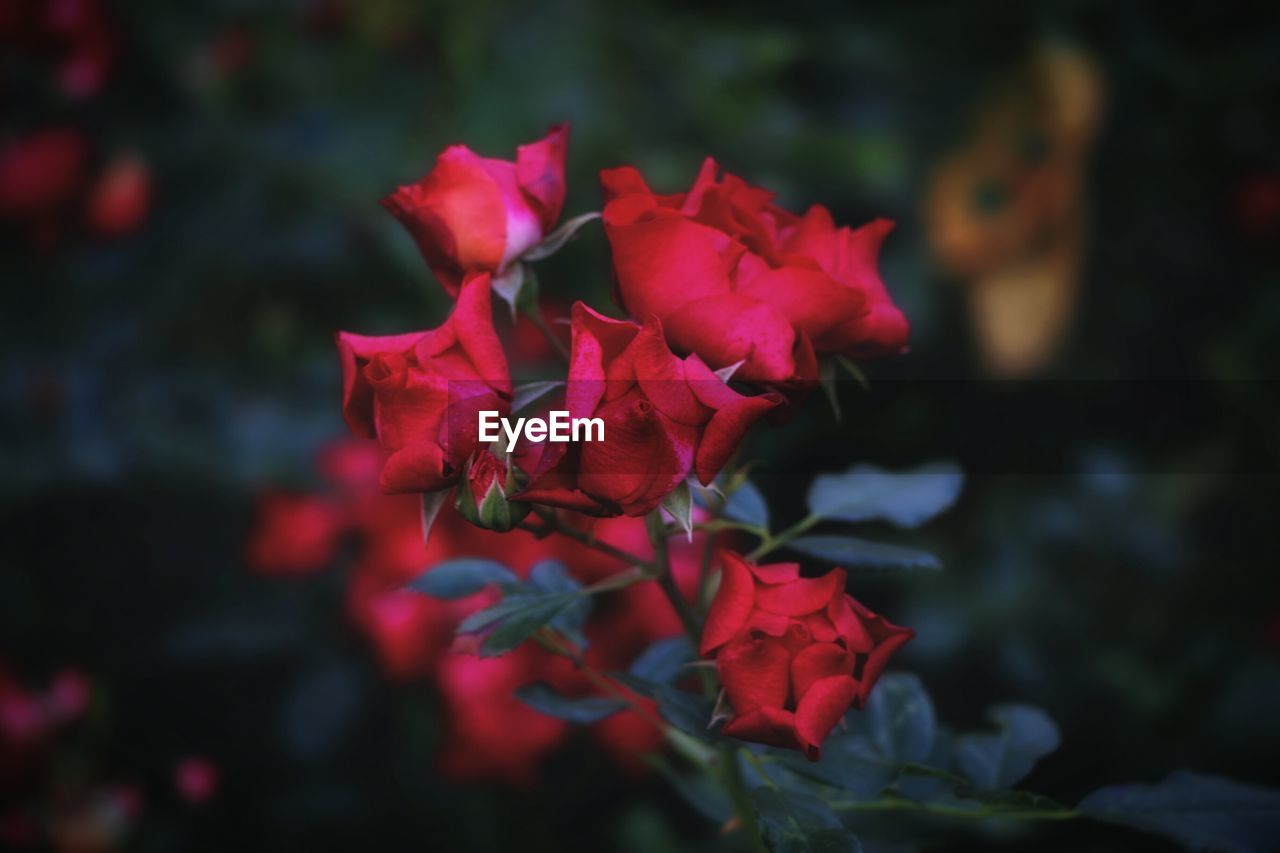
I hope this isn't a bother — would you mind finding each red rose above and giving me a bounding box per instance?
[518,303,780,516]
[600,158,908,387]
[701,551,914,760]
[382,125,568,296]
[337,271,511,493]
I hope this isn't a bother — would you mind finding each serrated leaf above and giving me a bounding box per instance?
[627,636,693,684]
[787,535,941,571]
[807,462,963,528]
[406,558,519,599]
[515,682,626,724]
[954,704,1060,791]
[723,479,769,530]
[750,787,859,853]
[1078,770,1280,853]
[477,595,579,656]
[663,480,694,542]
[511,380,565,414]
[522,211,601,261]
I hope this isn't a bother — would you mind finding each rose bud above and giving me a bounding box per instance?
[516,303,780,517]
[382,125,568,297]
[337,271,512,493]
[701,551,914,760]
[600,159,908,390]
[455,449,530,532]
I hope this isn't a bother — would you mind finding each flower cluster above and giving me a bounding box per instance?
[268,125,915,777]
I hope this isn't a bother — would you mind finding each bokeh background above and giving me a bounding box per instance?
[3,1,1279,850]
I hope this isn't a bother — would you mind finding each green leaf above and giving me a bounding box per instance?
[807,462,963,528]
[863,672,937,765]
[750,787,860,853]
[954,704,1060,791]
[522,211,601,261]
[1078,770,1280,853]
[723,479,769,530]
[406,558,519,599]
[787,535,941,571]
[652,685,717,743]
[511,380,565,414]
[647,755,733,824]
[456,592,576,656]
[772,737,896,800]
[627,636,693,685]
[515,682,626,724]
[663,480,694,542]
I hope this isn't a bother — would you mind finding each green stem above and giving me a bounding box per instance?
[523,508,652,569]
[526,304,570,361]
[829,798,1081,821]
[746,513,821,561]
[721,746,768,852]
[646,512,702,643]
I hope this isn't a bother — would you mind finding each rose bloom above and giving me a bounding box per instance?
[701,551,914,760]
[85,154,151,237]
[518,303,780,516]
[600,158,908,388]
[382,125,568,297]
[337,271,512,493]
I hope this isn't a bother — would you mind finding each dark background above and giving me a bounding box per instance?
[3,1,1279,850]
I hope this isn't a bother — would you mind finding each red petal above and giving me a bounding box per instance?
[790,643,855,700]
[448,273,512,396]
[662,293,797,384]
[335,330,423,437]
[794,675,860,760]
[516,124,569,232]
[721,707,801,751]
[700,550,756,655]
[717,634,793,714]
[754,569,845,616]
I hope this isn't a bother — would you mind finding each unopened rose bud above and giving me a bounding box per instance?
[455,450,529,532]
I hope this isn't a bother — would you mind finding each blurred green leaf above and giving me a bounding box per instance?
[1078,770,1280,853]
[807,462,963,528]
[406,558,519,599]
[515,682,627,724]
[955,705,1060,791]
[787,535,941,571]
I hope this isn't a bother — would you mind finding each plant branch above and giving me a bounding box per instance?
[522,507,652,569]
[746,514,821,561]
